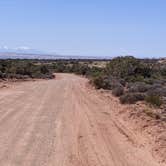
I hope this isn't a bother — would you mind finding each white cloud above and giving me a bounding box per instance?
[0,45,33,53]
[15,46,31,50]
[0,45,31,50]
[2,46,9,49]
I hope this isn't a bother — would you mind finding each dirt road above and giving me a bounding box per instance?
[0,74,163,166]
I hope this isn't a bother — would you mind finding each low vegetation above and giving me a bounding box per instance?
[112,86,124,97]
[145,95,163,107]
[0,57,165,110]
[120,92,145,104]
[0,60,54,80]
[89,56,166,108]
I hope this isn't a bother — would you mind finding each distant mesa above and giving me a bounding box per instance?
[0,48,112,60]
[0,46,44,55]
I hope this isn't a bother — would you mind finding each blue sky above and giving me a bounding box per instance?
[0,0,165,57]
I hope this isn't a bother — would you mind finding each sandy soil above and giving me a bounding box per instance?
[0,73,164,166]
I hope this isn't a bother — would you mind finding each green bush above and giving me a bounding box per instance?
[92,76,105,89]
[145,95,163,107]
[40,65,49,74]
[112,86,124,97]
[128,82,150,93]
[106,56,152,80]
[120,92,145,104]
[0,60,54,80]
[161,68,166,77]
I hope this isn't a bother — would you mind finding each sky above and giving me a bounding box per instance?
[0,0,166,58]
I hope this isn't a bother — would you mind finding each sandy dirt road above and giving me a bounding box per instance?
[0,74,163,166]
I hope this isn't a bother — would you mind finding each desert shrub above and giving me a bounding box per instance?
[119,79,126,86]
[53,61,67,72]
[106,56,152,80]
[143,78,160,85]
[86,66,104,78]
[0,60,54,80]
[128,82,150,93]
[13,74,29,79]
[145,95,163,107]
[147,87,166,97]
[77,65,90,75]
[92,75,123,90]
[161,68,166,77]
[120,92,145,104]
[112,86,124,97]
[153,79,166,85]
[0,71,3,78]
[40,65,49,74]
[92,76,106,89]
[103,77,122,90]
[126,75,145,82]
[58,62,92,75]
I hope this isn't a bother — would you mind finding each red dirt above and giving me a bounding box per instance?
[0,73,164,166]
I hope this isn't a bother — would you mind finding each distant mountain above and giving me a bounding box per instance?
[0,52,57,59]
[0,52,112,60]
[0,46,45,55]
[0,47,112,59]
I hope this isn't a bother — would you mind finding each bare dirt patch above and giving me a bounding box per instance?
[0,73,164,166]
[99,89,166,164]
